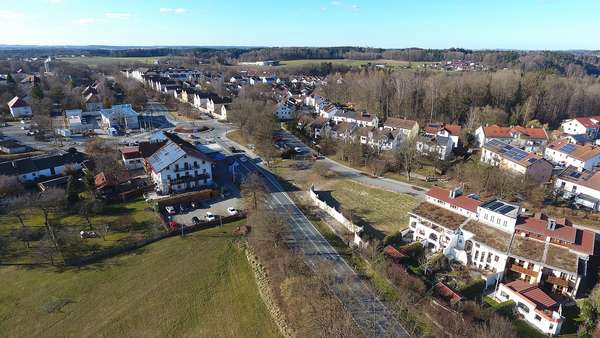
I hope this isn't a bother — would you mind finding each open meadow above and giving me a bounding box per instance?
[0,220,280,338]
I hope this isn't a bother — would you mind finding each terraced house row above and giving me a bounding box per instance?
[409,186,598,335]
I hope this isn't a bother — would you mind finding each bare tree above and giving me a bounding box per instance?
[240,172,268,212]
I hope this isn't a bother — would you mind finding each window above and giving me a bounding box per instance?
[517,302,530,313]
[484,214,488,220]
[503,220,507,227]
[534,315,541,321]
[474,251,479,260]
[495,255,499,262]
[175,164,179,171]
[490,215,495,223]
[202,161,205,164]
[500,291,509,299]
[497,218,501,224]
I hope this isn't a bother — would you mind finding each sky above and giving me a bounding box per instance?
[1,0,599,50]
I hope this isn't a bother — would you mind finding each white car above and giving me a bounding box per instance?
[227,207,238,216]
[165,206,176,215]
[205,212,216,221]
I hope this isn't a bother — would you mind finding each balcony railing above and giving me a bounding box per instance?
[546,275,574,288]
[511,264,538,278]
[168,174,210,186]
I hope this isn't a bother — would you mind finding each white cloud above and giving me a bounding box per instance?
[73,18,98,25]
[160,7,187,14]
[0,10,24,20]
[105,12,132,19]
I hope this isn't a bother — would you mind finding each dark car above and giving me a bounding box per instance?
[192,216,201,225]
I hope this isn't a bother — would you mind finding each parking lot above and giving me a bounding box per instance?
[167,192,242,226]
[273,130,314,159]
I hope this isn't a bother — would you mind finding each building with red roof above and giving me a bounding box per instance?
[475,124,549,152]
[424,122,462,148]
[496,280,563,335]
[561,116,600,140]
[544,139,600,171]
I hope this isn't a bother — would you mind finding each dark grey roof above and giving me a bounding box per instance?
[0,150,86,176]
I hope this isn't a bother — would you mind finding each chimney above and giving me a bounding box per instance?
[547,219,557,231]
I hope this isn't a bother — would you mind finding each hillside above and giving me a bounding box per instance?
[0,222,280,338]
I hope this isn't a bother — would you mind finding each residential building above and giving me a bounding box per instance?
[561,116,600,140]
[495,280,563,335]
[424,123,462,149]
[99,104,140,130]
[332,110,379,128]
[409,186,597,300]
[544,140,600,171]
[481,139,553,182]
[554,166,600,212]
[7,96,32,118]
[0,149,86,183]
[121,147,144,170]
[475,125,549,152]
[275,102,295,120]
[145,133,214,195]
[383,117,419,139]
[416,134,454,161]
[0,139,30,154]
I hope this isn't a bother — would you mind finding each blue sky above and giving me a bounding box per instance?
[1,0,599,50]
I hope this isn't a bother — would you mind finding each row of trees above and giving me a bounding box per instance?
[318,68,600,129]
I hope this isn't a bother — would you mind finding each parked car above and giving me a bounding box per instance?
[165,206,176,215]
[205,212,216,221]
[227,207,238,216]
[168,221,180,230]
[80,230,98,239]
[192,216,201,225]
[294,147,303,153]
[191,201,199,209]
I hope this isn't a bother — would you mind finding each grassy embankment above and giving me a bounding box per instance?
[0,220,280,338]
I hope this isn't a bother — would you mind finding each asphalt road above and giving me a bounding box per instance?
[231,149,410,337]
[278,130,427,198]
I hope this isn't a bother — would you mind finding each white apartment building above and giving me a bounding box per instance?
[544,140,600,171]
[145,133,213,195]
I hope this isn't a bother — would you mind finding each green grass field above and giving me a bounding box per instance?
[271,160,419,235]
[326,179,419,235]
[277,59,433,69]
[0,198,163,263]
[0,221,280,338]
[58,56,170,67]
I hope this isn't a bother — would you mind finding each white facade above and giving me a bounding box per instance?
[150,155,212,195]
[544,145,600,171]
[275,103,294,120]
[100,104,140,130]
[495,284,562,335]
[9,105,32,118]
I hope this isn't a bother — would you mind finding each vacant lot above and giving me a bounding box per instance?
[272,160,419,235]
[0,221,280,338]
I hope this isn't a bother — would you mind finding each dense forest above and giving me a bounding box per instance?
[317,68,600,130]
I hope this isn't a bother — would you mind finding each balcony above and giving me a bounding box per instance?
[168,174,210,186]
[511,264,538,278]
[546,275,574,288]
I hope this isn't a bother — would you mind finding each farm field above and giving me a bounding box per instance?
[0,220,280,338]
[58,56,172,67]
[277,58,434,69]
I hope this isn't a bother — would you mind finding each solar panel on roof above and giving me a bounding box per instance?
[570,171,582,178]
[560,144,576,154]
[498,205,516,214]
[528,158,537,163]
[486,201,504,210]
